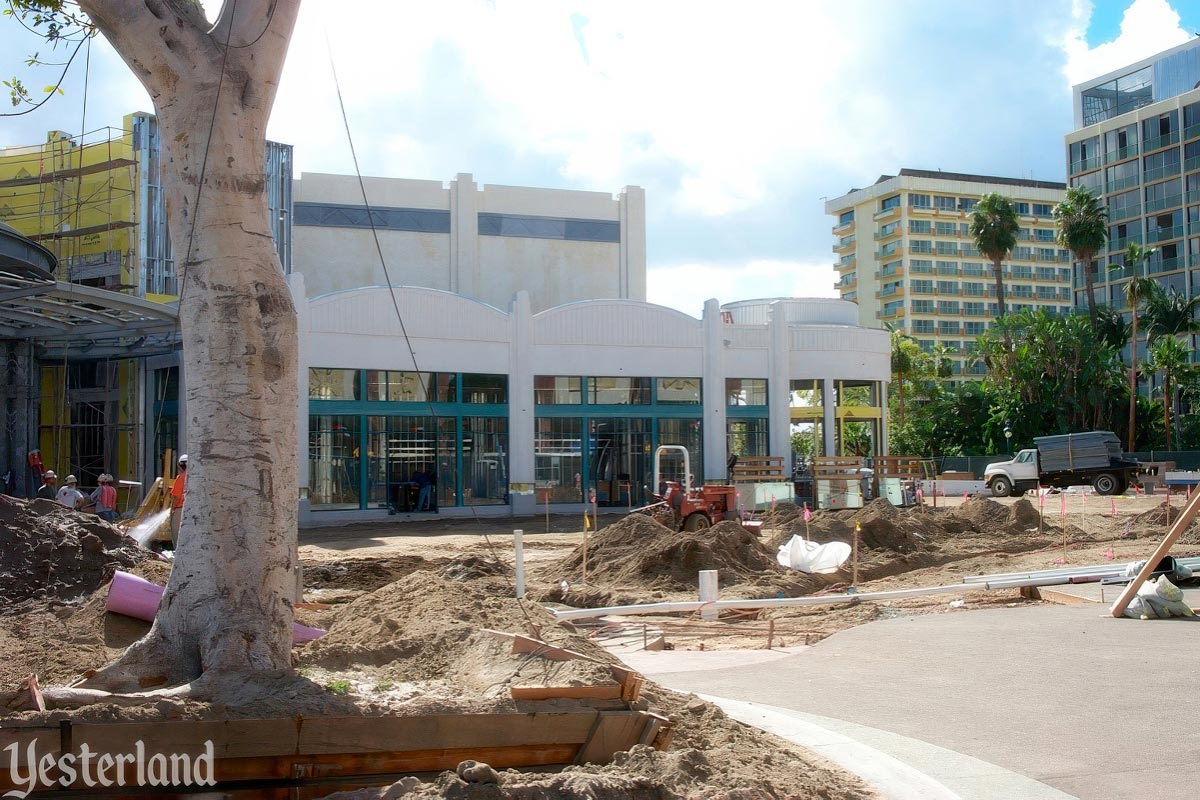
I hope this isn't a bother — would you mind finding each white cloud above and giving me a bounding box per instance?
[647,259,838,315]
[1062,0,1190,87]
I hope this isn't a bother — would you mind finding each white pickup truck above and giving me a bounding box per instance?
[983,432,1140,497]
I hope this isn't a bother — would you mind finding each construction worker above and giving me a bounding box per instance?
[56,475,85,510]
[91,474,119,523]
[170,454,187,541]
[36,470,57,500]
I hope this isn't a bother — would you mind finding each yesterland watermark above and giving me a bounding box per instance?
[3,739,215,798]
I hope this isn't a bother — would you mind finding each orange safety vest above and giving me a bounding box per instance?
[170,469,187,508]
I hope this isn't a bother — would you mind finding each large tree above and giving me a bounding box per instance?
[968,192,1019,319]
[1053,186,1108,328]
[10,0,302,697]
[1117,243,1156,451]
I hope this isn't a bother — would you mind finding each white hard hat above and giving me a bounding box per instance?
[43,470,56,480]
[65,474,78,485]
[178,454,188,465]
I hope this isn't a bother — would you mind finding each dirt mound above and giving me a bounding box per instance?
[0,495,151,611]
[299,572,616,698]
[439,556,511,583]
[1134,500,1192,528]
[551,516,781,590]
[0,558,171,689]
[304,555,444,593]
[1009,497,1042,527]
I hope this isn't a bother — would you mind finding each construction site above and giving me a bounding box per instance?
[2,461,1200,798]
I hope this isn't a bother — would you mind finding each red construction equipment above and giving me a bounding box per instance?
[641,445,753,532]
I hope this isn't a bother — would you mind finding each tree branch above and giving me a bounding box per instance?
[76,0,218,97]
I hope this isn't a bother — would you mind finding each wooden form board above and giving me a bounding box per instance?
[0,709,664,795]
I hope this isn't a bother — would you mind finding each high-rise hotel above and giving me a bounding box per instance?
[1065,38,1200,358]
[826,169,1070,377]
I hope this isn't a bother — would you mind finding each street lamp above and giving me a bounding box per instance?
[1004,424,1013,457]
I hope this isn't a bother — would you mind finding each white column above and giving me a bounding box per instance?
[879,381,889,455]
[767,302,791,463]
[449,173,479,299]
[619,186,647,301]
[509,290,536,515]
[823,378,837,457]
[290,272,311,524]
[701,298,727,480]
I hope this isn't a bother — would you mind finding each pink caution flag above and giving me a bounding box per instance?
[1111,498,1117,518]
[963,491,969,502]
[1060,493,1067,514]
[803,505,812,522]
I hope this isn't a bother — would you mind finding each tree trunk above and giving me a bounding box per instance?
[1164,375,1172,452]
[1128,313,1138,452]
[1081,254,1099,329]
[77,0,302,693]
[991,257,1007,317]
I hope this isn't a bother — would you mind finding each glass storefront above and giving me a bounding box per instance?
[535,417,584,503]
[309,414,360,508]
[727,419,768,459]
[309,369,507,511]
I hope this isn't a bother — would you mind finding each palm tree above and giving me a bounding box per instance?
[1146,335,1192,450]
[969,193,1020,319]
[1054,186,1108,328]
[1117,242,1156,450]
[1141,286,1200,342]
[889,326,926,426]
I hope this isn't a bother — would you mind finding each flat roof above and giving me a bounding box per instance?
[880,169,1065,191]
[1073,37,1200,93]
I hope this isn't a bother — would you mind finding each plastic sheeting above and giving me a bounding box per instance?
[776,535,851,574]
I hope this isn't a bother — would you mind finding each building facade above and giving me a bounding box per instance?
[1066,39,1200,360]
[292,173,646,312]
[292,277,889,526]
[826,169,1069,377]
[0,115,292,495]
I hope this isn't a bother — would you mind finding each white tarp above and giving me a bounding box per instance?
[777,535,851,574]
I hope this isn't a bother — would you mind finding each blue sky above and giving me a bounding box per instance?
[2,0,1199,313]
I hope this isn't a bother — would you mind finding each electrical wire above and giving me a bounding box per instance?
[325,30,544,635]
[177,0,238,311]
[0,34,86,117]
[219,0,276,49]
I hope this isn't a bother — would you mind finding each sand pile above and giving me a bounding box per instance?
[299,571,616,700]
[550,515,782,591]
[0,558,170,688]
[305,555,445,593]
[0,495,150,611]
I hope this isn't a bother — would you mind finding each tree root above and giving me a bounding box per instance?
[5,673,196,712]
[78,623,203,694]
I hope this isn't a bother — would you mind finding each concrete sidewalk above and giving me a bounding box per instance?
[639,605,1200,800]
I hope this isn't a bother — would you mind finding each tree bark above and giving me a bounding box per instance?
[1128,313,1138,452]
[1080,254,1098,329]
[76,0,302,692]
[990,257,1007,317]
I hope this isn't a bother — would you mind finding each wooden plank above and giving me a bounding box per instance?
[213,743,581,783]
[575,712,648,765]
[0,727,59,770]
[1110,486,1200,617]
[70,719,301,761]
[295,712,597,753]
[510,685,623,701]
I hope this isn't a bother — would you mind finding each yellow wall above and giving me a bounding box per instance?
[3,124,145,484]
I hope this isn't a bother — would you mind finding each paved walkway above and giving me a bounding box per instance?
[635,605,1200,800]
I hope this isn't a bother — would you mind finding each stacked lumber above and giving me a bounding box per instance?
[1033,431,1122,473]
[730,456,786,484]
[874,456,922,479]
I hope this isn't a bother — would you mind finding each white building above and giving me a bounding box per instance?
[291,274,890,527]
[291,172,647,312]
